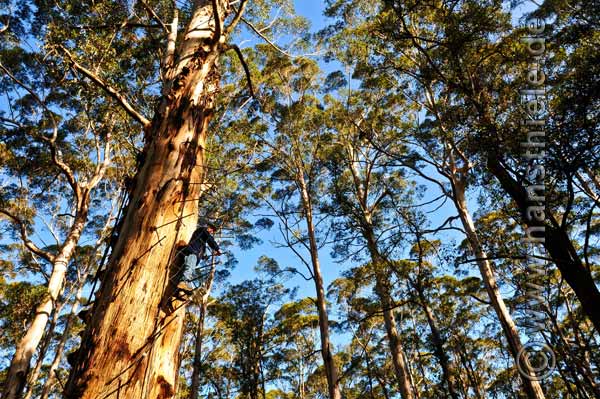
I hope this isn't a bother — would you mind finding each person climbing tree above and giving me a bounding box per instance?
[181,223,222,286]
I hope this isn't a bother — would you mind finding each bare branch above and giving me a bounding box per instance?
[139,0,169,32]
[0,19,8,34]
[241,16,290,57]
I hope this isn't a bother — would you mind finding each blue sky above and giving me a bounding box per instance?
[222,0,463,298]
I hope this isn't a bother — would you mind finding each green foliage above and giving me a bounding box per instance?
[0,281,47,348]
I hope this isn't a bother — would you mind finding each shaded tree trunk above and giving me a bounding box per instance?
[456,342,485,399]
[414,286,460,399]
[64,2,230,398]
[365,237,416,399]
[343,142,416,399]
[373,270,416,399]
[487,152,600,333]
[189,256,217,399]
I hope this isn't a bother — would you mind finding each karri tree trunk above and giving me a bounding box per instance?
[451,176,546,399]
[2,208,88,399]
[21,297,64,399]
[65,2,233,398]
[297,172,342,399]
[39,275,89,399]
[343,143,416,399]
[365,236,416,399]
[1,54,112,398]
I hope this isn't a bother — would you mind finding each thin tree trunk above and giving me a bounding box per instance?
[3,210,88,399]
[297,173,342,399]
[456,342,485,399]
[64,2,229,397]
[189,255,217,399]
[356,332,392,399]
[451,177,546,399]
[343,143,416,399]
[546,308,600,398]
[189,308,207,399]
[414,286,461,399]
[374,278,415,399]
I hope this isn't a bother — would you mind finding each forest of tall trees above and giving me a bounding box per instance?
[0,0,598,398]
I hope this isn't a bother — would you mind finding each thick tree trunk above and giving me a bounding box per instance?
[452,178,546,399]
[64,3,225,397]
[487,153,600,333]
[2,210,88,399]
[297,174,342,399]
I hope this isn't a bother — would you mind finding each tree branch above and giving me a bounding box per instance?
[0,62,80,196]
[0,209,55,263]
[224,0,248,37]
[59,47,151,129]
[139,0,169,33]
[241,16,291,57]
[211,0,222,46]
[224,44,255,98]
[162,9,179,81]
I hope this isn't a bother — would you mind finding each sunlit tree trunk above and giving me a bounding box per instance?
[451,176,546,399]
[64,2,232,398]
[39,276,89,399]
[22,300,65,399]
[2,207,88,399]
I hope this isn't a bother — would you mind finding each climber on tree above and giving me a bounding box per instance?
[181,223,221,285]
